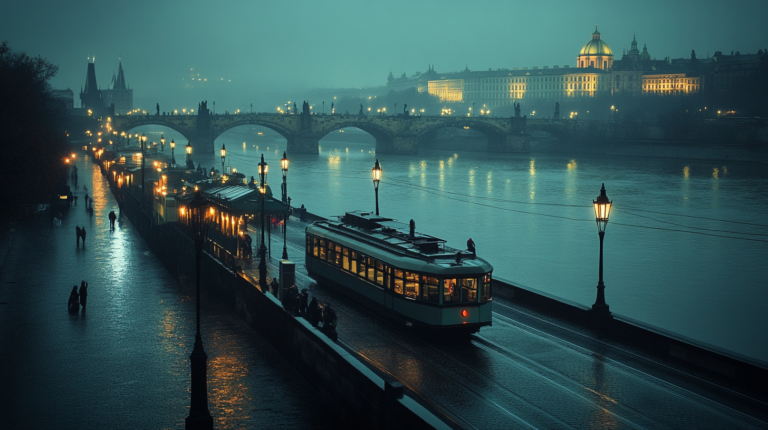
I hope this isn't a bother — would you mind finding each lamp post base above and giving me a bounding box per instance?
[589,303,613,326]
[186,335,213,429]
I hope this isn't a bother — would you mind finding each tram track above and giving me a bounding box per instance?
[492,302,768,415]
[259,221,767,429]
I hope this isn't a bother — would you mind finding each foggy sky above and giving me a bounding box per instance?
[3,0,767,112]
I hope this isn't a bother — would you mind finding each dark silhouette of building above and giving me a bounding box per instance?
[79,59,133,117]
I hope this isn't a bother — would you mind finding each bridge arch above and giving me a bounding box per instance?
[316,121,395,152]
[417,119,508,151]
[112,118,193,142]
[213,119,294,141]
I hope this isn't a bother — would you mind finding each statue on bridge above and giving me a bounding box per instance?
[553,102,560,120]
[302,100,310,116]
[514,103,521,118]
[156,103,160,116]
[403,103,408,117]
[294,102,297,114]
[359,103,364,117]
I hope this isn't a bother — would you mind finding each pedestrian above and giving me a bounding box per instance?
[81,227,86,246]
[68,286,79,312]
[76,226,82,246]
[108,211,117,230]
[79,281,88,310]
[307,297,320,327]
[288,284,299,315]
[270,277,279,296]
[84,193,89,207]
[244,233,252,257]
[322,304,338,338]
[467,238,476,256]
[298,289,308,316]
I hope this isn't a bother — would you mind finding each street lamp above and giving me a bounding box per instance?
[141,133,147,203]
[170,139,176,165]
[372,159,382,216]
[220,143,226,179]
[280,151,290,260]
[280,151,289,204]
[186,141,193,168]
[258,155,269,292]
[185,190,214,429]
[161,134,165,152]
[592,183,613,320]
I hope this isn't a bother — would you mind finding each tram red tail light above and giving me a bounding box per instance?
[461,309,468,318]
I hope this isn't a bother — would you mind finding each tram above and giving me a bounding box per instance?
[305,211,493,334]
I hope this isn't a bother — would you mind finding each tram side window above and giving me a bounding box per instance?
[350,251,358,273]
[404,271,419,299]
[367,257,376,282]
[376,261,385,286]
[461,278,478,302]
[312,237,318,257]
[421,276,439,302]
[334,244,342,266]
[394,269,404,295]
[319,240,326,260]
[342,248,350,271]
[327,241,335,263]
[444,279,459,302]
[357,254,367,278]
[482,273,492,302]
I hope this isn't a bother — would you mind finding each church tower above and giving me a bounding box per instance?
[101,59,133,115]
[79,60,103,114]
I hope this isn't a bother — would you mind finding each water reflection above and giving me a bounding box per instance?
[567,159,577,170]
[683,166,690,179]
[486,171,492,194]
[529,159,536,176]
[713,167,719,179]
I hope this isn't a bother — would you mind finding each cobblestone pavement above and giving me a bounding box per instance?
[259,216,768,429]
[0,154,338,430]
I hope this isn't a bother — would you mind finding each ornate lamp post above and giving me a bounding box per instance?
[280,152,289,204]
[280,152,290,260]
[372,159,382,216]
[170,139,176,165]
[258,154,269,291]
[591,183,613,320]
[186,141,193,168]
[185,190,214,429]
[161,134,165,152]
[141,133,147,203]
[220,143,227,179]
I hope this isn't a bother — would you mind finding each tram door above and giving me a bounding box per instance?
[384,267,395,311]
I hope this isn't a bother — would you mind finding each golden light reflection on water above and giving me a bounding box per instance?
[469,169,475,188]
[683,166,690,179]
[723,166,728,174]
[447,157,454,168]
[327,155,340,169]
[529,159,536,176]
[567,159,577,170]
[486,172,492,193]
[208,349,253,422]
[420,160,427,170]
[91,163,107,228]
[713,167,719,179]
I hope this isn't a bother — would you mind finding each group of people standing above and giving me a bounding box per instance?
[270,278,338,338]
[68,281,89,312]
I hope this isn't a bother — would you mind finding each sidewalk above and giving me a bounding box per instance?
[0,153,338,429]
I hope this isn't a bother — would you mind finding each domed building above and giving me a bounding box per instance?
[577,27,613,70]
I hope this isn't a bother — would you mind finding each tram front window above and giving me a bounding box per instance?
[482,273,492,302]
[444,278,459,302]
[461,278,478,302]
[405,271,419,299]
[422,276,439,302]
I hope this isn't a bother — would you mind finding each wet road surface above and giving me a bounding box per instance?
[0,154,338,430]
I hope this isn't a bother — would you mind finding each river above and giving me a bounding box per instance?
[130,125,768,364]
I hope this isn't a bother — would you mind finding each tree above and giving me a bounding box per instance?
[0,41,68,220]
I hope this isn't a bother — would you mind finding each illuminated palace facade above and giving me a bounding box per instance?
[387,28,767,107]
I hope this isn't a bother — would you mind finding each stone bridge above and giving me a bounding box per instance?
[112,103,569,155]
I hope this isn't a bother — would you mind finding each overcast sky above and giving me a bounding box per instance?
[3,0,767,111]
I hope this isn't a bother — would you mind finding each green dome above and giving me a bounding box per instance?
[579,28,613,56]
